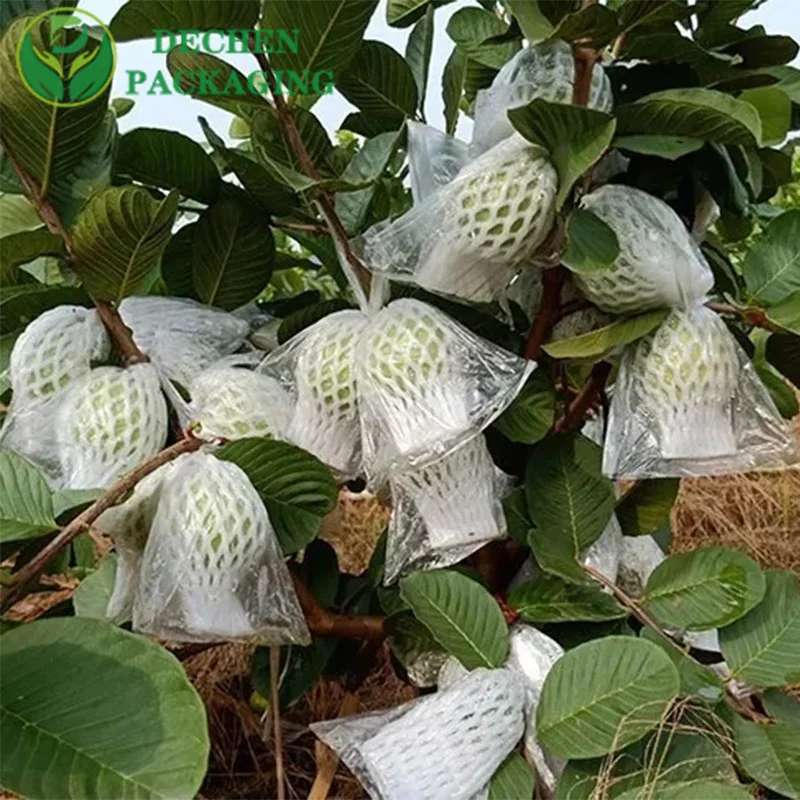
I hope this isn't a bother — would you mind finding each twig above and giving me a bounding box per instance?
[94,300,149,365]
[524,266,566,360]
[270,645,286,800]
[275,221,328,236]
[0,437,203,612]
[555,360,612,431]
[706,301,775,331]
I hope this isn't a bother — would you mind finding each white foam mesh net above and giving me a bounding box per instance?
[55,363,168,490]
[188,366,293,442]
[357,299,534,481]
[604,304,795,477]
[134,452,309,644]
[118,296,250,389]
[362,136,557,304]
[312,667,525,800]
[573,185,714,314]
[258,310,368,476]
[470,41,613,158]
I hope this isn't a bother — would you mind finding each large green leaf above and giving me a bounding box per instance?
[614,135,704,161]
[442,45,466,135]
[643,547,765,631]
[387,0,450,28]
[525,434,616,583]
[446,7,519,69]
[0,283,89,334]
[192,190,275,310]
[0,228,64,281]
[0,617,208,798]
[216,438,337,554]
[735,717,800,799]
[543,309,669,360]
[719,569,800,687]
[616,88,762,146]
[562,209,620,275]
[399,569,509,669]
[763,689,800,725]
[740,86,792,147]
[0,17,109,201]
[405,5,435,111]
[743,209,800,306]
[0,449,57,543]
[767,291,800,335]
[71,186,179,301]
[73,554,118,620]
[250,107,332,175]
[508,100,616,208]
[495,370,555,445]
[504,0,553,42]
[110,0,260,41]
[537,636,680,759]
[489,753,535,800]
[508,575,626,623]
[616,479,680,538]
[115,127,221,204]
[0,0,65,31]
[550,4,619,48]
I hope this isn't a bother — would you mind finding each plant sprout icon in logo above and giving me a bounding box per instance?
[17,7,116,106]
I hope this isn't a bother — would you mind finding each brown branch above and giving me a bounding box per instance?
[275,221,329,236]
[706,302,775,331]
[1,437,203,613]
[555,360,612,432]
[94,300,149,365]
[291,573,385,641]
[524,266,566,360]
[572,47,599,106]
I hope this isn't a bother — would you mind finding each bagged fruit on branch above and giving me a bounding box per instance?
[571,185,714,314]
[604,304,795,478]
[311,667,525,800]
[470,40,613,158]
[56,362,168,490]
[384,436,509,583]
[357,298,533,482]
[407,121,469,204]
[134,452,309,644]
[258,309,368,477]
[361,135,557,304]
[0,305,110,484]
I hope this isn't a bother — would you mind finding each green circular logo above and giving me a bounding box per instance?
[16,7,116,107]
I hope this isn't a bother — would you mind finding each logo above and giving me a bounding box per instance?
[16,7,116,107]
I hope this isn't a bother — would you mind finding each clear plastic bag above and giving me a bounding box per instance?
[407,121,469,204]
[384,436,508,583]
[258,310,368,476]
[357,298,534,482]
[470,41,613,158]
[55,363,168,490]
[604,304,796,478]
[582,513,623,582]
[311,667,525,800]
[118,296,250,390]
[134,452,310,644]
[187,365,293,442]
[618,535,666,598]
[361,136,557,304]
[573,185,714,314]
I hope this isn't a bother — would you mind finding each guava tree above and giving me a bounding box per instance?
[1,1,800,799]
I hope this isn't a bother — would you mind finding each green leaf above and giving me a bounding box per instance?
[508,100,617,208]
[719,569,800,687]
[735,717,800,799]
[616,88,762,146]
[335,130,403,234]
[0,228,64,281]
[525,434,616,583]
[643,546,765,631]
[495,370,556,444]
[0,283,89,334]
[71,185,179,301]
[73,554,118,620]
[387,0,449,28]
[405,5,435,112]
[563,209,620,274]
[740,86,792,147]
[216,438,337,554]
[446,7,519,69]
[442,45,466,135]
[767,291,800,335]
[0,449,57,543]
[277,298,354,343]
[503,486,534,546]
[110,0,260,41]
[505,0,554,43]
[0,0,64,31]
[617,1,693,34]
[251,107,333,175]
[616,479,680,538]
[192,190,275,310]
[543,309,669,360]
[337,41,418,131]
[0,617,208,798]
[744,209,800,306]
[614,780,751,799]
[399,569,509,669]
[110,97,134,118]
[766,332,800,388]
[53,488,102,522]
[115,127,221,204]
[614,135,704,160]
[726,34,799,69]
[537,636,680,759]
[508,575,626,623]
[550,4,619,49]
[489,753,535,800]
[763,689,800,725]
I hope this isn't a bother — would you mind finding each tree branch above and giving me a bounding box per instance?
[555,360,611,432]
[524,266,566,360]
[0,437,203,613]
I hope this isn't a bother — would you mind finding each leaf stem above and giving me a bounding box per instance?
[706,301,775,331]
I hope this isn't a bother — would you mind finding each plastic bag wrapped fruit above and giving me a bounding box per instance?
[187,366,293,442]
[357,298,534,482]
[258,310,368,476]
[55,363,168,490]
[572,185,714,314]
[407,121,469,204]
[470,40,613,158]
[134,452,310,644]
[362,136,557,304]
[311,667,526,800]
[604,304,795,477]
[118,296,250,389]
